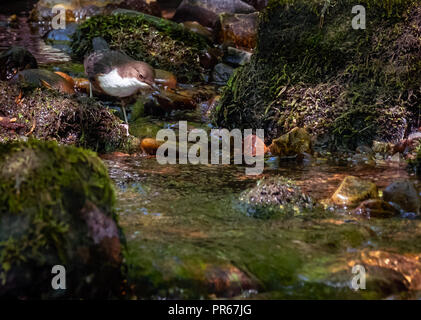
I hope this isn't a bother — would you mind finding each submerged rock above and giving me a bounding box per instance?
[353,199,400,218]
[0,47,38,81]
[224,46,252,66]
[0,81,131,153]
[269,127,312,158]
[140,138,163,155]
[382,180,420,215]
[0,140,123,298]
[331,176,378,207]
[239,177,314,218]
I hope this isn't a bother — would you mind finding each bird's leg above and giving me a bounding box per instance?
[121,100,128,124]
[89,81,93,98]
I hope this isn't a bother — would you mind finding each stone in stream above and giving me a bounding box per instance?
[11,69,75,95]
[224,46,253,66]
[172,0,256,28]
[239,177,315,219]
[212,63,235,85]
[154,69,177,89]
[353,199,400,218]
[242,0,268,10]
[382,180,420,215]
[182,21,215,42]
[269,127,312,158]
[140,137,163,155]
[331,176,378,207]
[0,140,124,298]
[0,47,38,81]
[219,12,258,49]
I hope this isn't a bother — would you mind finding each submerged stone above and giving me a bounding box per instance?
[353,199,400,218]
[382,180,420,215]
[0,140,123,298]
[212,63,235,85]
[331,176,378,207]
[219,12,258,49]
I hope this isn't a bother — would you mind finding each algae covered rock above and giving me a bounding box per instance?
[0,140,123,298]
[71,13,209,82]
[0,81,131,153]
[269,127,312,157]
[239,176,314,218]
[353,199,400,218]
[331,176,378,206]
[212,0,421,149]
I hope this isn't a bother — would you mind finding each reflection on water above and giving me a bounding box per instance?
[0,10,71,65]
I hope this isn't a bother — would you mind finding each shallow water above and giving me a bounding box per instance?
[104,153,421,299]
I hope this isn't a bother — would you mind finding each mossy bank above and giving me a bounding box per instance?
[212,0,421,150]
[71,12,210,83]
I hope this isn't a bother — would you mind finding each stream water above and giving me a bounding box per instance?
[1,0,421,300]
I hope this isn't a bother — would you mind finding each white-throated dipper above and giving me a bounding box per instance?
[84,37,157,123]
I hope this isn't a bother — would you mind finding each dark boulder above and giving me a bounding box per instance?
[0,140,124,298]
[0,47,38,81]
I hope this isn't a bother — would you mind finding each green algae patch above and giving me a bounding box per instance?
[71,13,210,83]
[0,139,124,298]
[212,0,421,150]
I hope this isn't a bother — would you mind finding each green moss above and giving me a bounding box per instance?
[0,140,118,294]
[71,13,210,82]
[212,0,421,149]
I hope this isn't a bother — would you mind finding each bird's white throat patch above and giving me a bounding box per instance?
[97,68,150,97]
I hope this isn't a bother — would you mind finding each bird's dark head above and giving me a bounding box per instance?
[132,61,159,91]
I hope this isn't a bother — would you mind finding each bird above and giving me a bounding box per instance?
[84,37,158,124]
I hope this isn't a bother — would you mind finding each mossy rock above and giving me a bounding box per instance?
[0,81,132,153]
[239,176,315,218]
[269,127,312,157]
[212,0,421,150]
[331,175,378,206]
[71,13,210,82]
[0,140,124,298]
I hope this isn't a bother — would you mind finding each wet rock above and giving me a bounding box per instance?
[182,21,214,41]
[358,250,421,291]
[353,199,400,218]
[243,0,268,10]
[199,47,223,69]
[331,176,378,207]
[372,140,393,154]
[74,77,91,93]
[173,0,255,28]
[239,177,315,218]
[269,127,312,158]
[224,46,252,66]
[382,180,420,214]
[44,23,78,53]
[0,81,130,153]
[0,47,38,81]
[212,63,235,85]
[29,0,161,25]
[12,69,75,95]
[0,140,124,298]
[219,12,258,49]
[152,89,197,112]
[204,264,259,298]
[154,69,177,90]
[140,138,163,155]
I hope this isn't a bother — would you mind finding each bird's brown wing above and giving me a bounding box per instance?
[84,50,134,81]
